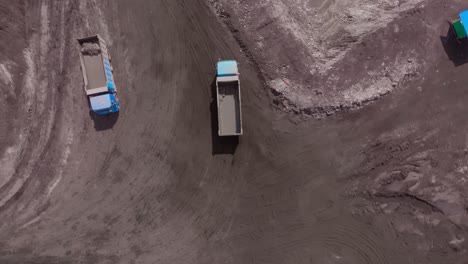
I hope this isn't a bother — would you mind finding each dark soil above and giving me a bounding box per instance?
[0,0,467,263]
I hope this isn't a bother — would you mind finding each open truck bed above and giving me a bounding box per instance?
[77,35,113,96]
[216,75,242,136]
[82,54,107,92]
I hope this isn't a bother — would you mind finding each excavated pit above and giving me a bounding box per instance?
[209,0,430,117]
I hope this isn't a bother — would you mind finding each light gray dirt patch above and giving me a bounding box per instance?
[208,0,431,117]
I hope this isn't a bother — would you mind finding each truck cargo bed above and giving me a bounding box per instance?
[77,35,110,95]
[217,81,241,136]
[83,54,106,91]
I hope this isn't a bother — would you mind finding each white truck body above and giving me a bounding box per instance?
[77,35,116,96]
[216,61,243,136]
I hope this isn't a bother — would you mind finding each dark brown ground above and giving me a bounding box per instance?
[0,0,468,263]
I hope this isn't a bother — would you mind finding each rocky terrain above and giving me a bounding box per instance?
[209,0,434,117]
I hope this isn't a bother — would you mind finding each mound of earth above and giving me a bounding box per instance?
[81,42,101,56]
[208,0,431,117]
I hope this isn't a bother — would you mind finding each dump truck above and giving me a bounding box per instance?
[77,35,119,115]
[216,60,243,136]
[450,10,468,41]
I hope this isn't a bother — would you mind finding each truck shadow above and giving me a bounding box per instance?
[210,77,239,155]
[89,111,119,131]
[440,25,468,67]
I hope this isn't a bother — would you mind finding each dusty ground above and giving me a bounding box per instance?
[0,0,467,263]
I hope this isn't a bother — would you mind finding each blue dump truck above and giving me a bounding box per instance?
[77,35,119,115]
[216,60,243,136]
[450,10,468,41]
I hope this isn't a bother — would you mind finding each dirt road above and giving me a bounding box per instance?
[0,0,467,263]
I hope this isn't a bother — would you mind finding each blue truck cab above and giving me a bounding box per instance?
[89,93,119,115]
[217,60,239,77]
[451,10,468,40]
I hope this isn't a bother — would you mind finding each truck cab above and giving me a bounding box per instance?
[90,93,119,114]
[451,10,468,40]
